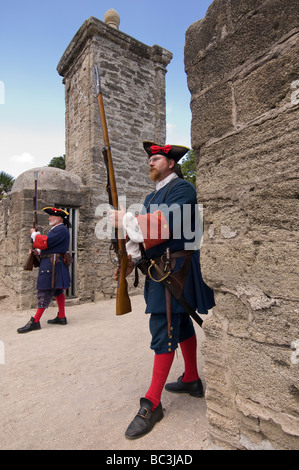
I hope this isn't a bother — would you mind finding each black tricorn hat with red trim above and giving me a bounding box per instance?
[143,141,190,162]
[43,207,71,226]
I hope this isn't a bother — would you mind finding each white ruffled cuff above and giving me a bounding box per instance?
[123,212,144,243]
[31,231,40,242]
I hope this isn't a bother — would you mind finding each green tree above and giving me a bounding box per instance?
[180,149,196,187]
[0,171,15,199]
[48,154,65,169]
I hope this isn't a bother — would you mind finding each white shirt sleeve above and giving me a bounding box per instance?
[123,212,144,243]
[122,212,143,261]
[30,231,41,242]
[125,239,141,261]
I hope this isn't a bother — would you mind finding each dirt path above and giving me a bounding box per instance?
[0,294,209,450]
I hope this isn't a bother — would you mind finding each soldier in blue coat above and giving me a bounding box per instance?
[17,207,71,333]
[110,141,215,439]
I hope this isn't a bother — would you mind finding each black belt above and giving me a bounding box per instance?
[41,253,63,259]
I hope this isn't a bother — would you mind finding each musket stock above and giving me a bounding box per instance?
[23,251,35,271]
[93,65,132,315]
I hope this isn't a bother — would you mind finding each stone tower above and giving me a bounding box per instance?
[56,13,172,302]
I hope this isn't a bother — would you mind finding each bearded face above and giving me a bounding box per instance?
[148,155,175,182]
[49,216,63,227]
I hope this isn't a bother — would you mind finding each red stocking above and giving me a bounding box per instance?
[145,351,175,409]
[34,308,45,323]
[56,292,65,318]
[180,334,200,383]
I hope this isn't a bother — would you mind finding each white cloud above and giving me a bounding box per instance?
[166,122,176,131]
[3,152,38,178]
[0,125,64,178]
[10,152,36,164]
[166,122,191,148]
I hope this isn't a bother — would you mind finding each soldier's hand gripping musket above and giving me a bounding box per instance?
[93,64,132,316]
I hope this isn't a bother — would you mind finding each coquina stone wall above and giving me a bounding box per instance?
[185,0,299,449]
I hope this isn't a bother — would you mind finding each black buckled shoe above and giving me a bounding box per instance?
[47,315,67,325]
[125,398,164,440]
[17,317,41,334]
[165,374,204,397]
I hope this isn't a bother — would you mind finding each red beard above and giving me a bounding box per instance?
[150,168,160,181]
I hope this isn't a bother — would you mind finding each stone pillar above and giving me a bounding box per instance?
[57,15,172,194]
[57,14,172,301]
[185,0,299,450]
[8,167,85,308]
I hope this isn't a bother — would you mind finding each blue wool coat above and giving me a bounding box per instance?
[34,224,71,290]
[137,178,215,315]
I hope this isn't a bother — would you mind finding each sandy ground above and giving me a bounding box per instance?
[0,294,209,451]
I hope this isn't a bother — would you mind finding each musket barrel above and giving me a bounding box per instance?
[93,67,119,210]
[93,64,132,315]
[24,171,39,270]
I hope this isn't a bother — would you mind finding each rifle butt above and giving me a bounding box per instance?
[24,252,34,271]
[115,254,132,315]
[116,279,132,315]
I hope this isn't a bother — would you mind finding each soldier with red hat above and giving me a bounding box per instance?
[110,141,215,439]
[17,207,71,333]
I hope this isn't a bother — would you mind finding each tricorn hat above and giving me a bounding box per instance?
[143,141,189,163]
[43,207,71,227]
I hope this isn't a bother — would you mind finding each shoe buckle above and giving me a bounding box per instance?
[138,406,150,419]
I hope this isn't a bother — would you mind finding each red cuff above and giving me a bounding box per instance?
[136,210,170,250]
[33,234,48,250]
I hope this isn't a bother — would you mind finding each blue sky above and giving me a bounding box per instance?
[0,0,213,178]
